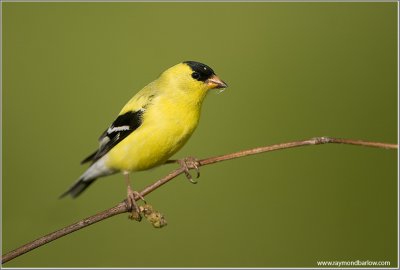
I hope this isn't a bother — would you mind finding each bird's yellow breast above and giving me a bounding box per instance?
[105,92,203,172]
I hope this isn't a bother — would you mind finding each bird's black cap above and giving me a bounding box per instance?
[183,61,215,82]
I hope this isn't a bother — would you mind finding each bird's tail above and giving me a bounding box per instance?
[59,177,97,198]
[60,158,114,199]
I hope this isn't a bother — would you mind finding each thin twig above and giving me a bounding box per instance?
[2,137,397,264]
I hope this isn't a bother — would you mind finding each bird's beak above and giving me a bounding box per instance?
[206,75,228,89]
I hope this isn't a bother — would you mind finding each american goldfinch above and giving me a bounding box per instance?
[61,61,227,219]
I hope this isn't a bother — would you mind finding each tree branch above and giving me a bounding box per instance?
[2,137,397,264]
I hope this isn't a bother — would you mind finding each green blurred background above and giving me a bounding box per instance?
[2,2,398,268]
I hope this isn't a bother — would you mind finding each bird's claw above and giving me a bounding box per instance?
[177,157,201,184]
[127,187,146,221]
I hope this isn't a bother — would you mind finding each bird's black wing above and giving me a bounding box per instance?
[81,109,145,164]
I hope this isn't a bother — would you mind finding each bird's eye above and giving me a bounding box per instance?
[192,72,200,80]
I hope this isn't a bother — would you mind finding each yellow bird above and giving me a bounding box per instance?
[61,61,227,219]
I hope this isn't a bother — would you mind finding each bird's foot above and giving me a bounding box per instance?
[126,186,146,222]
[177,157,201,184]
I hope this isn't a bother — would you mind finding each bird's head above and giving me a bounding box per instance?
[158,61,228,95]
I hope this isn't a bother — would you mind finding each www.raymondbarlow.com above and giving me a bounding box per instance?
[316,260,391,267]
